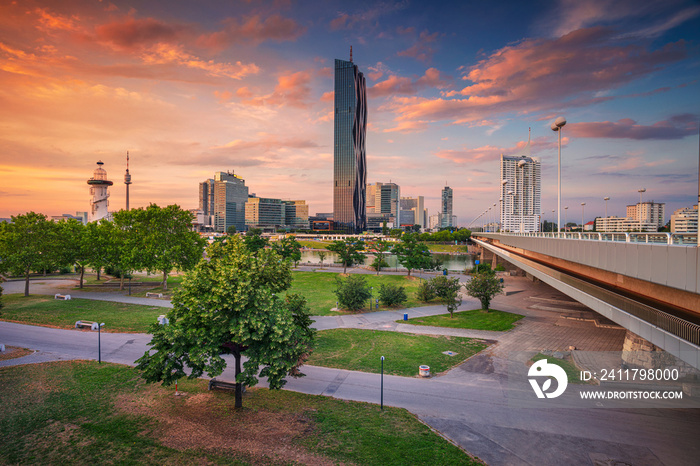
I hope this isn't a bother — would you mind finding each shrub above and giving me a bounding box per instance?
[494,264,506,272]
[430,276,463,317]
[59,266,72,274]
[469,263,494,275]
[378,284,407,307]
[415,280,436,302]
[465,270,504,310]
[371,256,389,272]
[334,275,372,311]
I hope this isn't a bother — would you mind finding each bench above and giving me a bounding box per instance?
[54,294,71,300]
[146,292,163,298]
[208,378,246,393]
[75,320,100,330]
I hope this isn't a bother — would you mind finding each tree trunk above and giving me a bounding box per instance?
[24,265,30,297]
[162,271,168,291]
[79,265,85,289]
[234,348,243,408]
[343,263,347,274]
[407,268,412,277]
[96,267,101,281]
[120,273,125,291]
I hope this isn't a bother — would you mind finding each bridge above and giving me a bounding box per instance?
[471,232,700,369]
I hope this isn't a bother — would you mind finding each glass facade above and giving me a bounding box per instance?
[441,186,453,228]
[333,58,367,233]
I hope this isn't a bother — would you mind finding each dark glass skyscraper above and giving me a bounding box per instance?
[333,57,367,233]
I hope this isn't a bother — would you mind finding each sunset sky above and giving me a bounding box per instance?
[1,0,699,227]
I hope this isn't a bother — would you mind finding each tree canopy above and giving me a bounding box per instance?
[272,236,302,266]
[326,238,365,273]
[464,270,504,310]
[136,236,314,408]
[430,276,463,317]
[393,233,432,276]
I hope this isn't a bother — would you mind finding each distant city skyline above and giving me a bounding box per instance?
[0,0,699,226]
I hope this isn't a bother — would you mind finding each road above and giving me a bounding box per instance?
[2,277,700,465]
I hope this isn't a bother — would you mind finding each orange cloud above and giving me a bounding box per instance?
[34,8,81,33]
[369,68,449,97]
[435,137,565,164]
[95,17,184,51]
[198,14,306,49]
[240,70,312,108]
[568,114,698,140]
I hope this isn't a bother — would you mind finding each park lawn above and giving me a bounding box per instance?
[307,328,489,377]
[297,239,333,249]
[401,309,524,331]
[0,294,165,333]
[424,243,469,253]
[287,271,431,316]
[0,361,480,466]
[530,353,589,384]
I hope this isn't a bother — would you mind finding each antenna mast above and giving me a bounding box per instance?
[350,45,353,62]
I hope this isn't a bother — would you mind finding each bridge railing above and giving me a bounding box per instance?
[487,231,698,246]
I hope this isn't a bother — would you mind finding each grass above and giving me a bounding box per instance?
[424,243,469,253]
[287,271,434,316]
[307,328,489,377]
[0,294,166,333]
[400,309,524,331]
[530,353,589,384]
[297,239,333,249]
[0,361,480,465]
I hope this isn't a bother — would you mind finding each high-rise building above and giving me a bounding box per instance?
[441,186,453,228]
[671,205,698,233]
[213,171,249,232]
[199,179,215,216]
[245,197,285,229]
[500,154,541,233]
[626,201,665,229]
[367,182,399,219]
[87,160,113,222]
[333,52,367,233]
[400,196,425,228]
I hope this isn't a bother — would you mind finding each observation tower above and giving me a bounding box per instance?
[87,160,113,222]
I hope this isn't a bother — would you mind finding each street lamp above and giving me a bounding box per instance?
[551,116,566,237]
[603,197,610,232]
[581,202,586,232]
[638,188,646,232]
[564,206,569,233]
[551,209,555,232]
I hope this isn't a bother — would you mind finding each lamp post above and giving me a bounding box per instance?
[638,188,646,232]
[98,322,105,363]
[581,202,586,232]
[501,179,508,231]
[551,209,555,232]
[564,206,569,233]
[603,197,610,233]
[551,116,567,237]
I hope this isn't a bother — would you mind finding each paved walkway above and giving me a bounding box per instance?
[2,275,699,465]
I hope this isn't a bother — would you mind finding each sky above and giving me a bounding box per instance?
[1,0,699,227]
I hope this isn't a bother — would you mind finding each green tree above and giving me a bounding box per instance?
[0,283,4,316]
[326,238,365,274]
[135,204,206,290]
[273,236,302,267]
[227,225,237,235]
[136,236,314,408]
[382,221,389,236]
[85,220,114,281]
[389,228,403,238]
[317,250,326,267]
[415,280,436,302]
[431,276,463,317]
[464,270,504,310]
[393,233,432,277]
[111,209,141,291]
[0,212,56,296]
[378,284,407,307]
[57,219,90,288]
[367,239,391,275]
[244,228,269,253]
[333,274,372,311]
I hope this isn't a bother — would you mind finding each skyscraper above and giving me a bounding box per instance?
[367,182,400,219]
[500,154,541,232]
[213,171,249,233]
[441,186,453,228]
[333,51,367,233]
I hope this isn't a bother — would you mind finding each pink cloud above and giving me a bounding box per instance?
[568,114,698,140]
[385,27,687,128]
[199,14,306,49]
[95,17,184,51]
[397,30,440,63]
[435,137,566,164]
[240,70,312,108]
[369,68,449,98]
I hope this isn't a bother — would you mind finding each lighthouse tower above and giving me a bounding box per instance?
[87,160,113,222]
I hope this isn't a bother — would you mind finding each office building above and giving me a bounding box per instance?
[333,52,367,233]
[429,213,443,231]
[594,216,657,232]
[671,205,698,233]
[367,212,393,232]
[245,197,285,229]
[441,186,453,228]
[500,154,541,233]
[367,182,400,219]
[213,171,249,233]
[283,200,310,229]
[199,179,215,216]
[400,196,426,228]
[626,202,665,230]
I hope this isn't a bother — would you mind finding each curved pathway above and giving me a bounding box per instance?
[2,276,700,465]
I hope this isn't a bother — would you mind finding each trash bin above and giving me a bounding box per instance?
[419,365,430,377]
[403,313,408,321]
[443,269,448,275]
